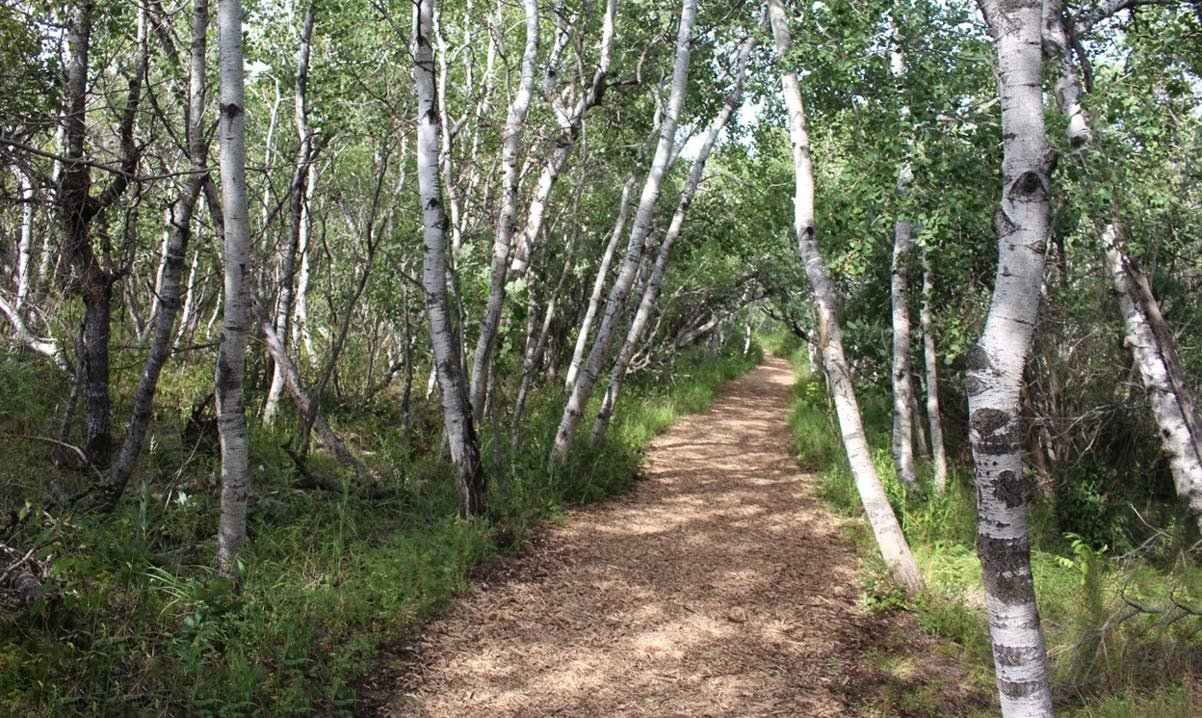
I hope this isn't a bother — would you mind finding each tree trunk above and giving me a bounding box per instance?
[969,1,1057,714]
[1102,224,1202,528]
[768,0,923,598]
[415,0,486,517]
[921,247,949,492]
[265,4,317,423]
[107,0,212,508]
[552,0,698,462]
[215,0,254,572]
[468,0,539,423]
[590,33,756,446]
[15,168,35,314]
[565,175,636,392]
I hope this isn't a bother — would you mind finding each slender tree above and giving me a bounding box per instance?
[215,0,255,571]
[968,0,1057,713]
[414,0,486,516]
[767,0,923,597]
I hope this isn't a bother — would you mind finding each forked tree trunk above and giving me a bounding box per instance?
[265,4,317,423]
[970,1,1056,714]
[768,0,923,598]
[468,0,539,423]
[215,0,255,571]
[590,33,756,446]
[107,0,213,508]
[552,0,698,462]
[415,0,486,516]
[921,247,949,492]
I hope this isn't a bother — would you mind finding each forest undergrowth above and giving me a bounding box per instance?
[768,334,1202,718]
[0,346,760,717]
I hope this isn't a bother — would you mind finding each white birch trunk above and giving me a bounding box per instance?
[415,0,486,516]
[969,1,1057,714]
[294,159,317,359]
[15,169,35,314]
[467,0,538,422]
[768,0,923,597]
[564,175,636,392]
[921,247,949,492]
[108,0,212,507]
[552,0,698,462]
[590,34,756,446]
[1102,226,1202,528]
[215,0,254,572]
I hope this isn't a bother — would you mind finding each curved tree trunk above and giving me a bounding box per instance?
[768,0,923,598]
[969,1,1057,714]
[107,0,212,508]
[215,0,255,571]
[552,0,698,462]
[590,33,756,446]
[415,0,486,517]
[468,0,539,423]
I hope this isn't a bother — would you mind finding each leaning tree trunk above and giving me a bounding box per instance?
[414,0,486,516]
[1102,225,1202,528]
[468,0,539,423]
[264,4,317,423]
[921,247,949,492]
[215,0,254,572]
[590,33,756,446]
[768,0,923,598]
[1041,3,1202,532]
[564,175,635,392]
[552,0,698,462]
[969,1,1057,715]
[107,0,213,508]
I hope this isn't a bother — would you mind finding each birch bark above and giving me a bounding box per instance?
[921,247,949,492]
[768,0,923,597]
[415,0,486,516]
[564,176,636,391]
[468,0,538,422]
[590,34,756,446]
[108,0,212,508]
[969,1,1057,714]
[552,0,698,462]
[215,0,254,571]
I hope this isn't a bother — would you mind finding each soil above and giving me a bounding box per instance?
[363,357,983,717]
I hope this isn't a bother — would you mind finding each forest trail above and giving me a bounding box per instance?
[379,357,890,716]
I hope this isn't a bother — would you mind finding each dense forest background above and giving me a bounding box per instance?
[0,0,1200,715]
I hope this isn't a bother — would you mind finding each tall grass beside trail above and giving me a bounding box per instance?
[775,338,1202,718]
[0,347,761,717]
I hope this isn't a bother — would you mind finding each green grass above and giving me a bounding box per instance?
[775,337,1202,718]
[0,346,761,717]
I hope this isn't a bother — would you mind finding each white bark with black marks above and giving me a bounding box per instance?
[415,0,486,516]
[468,0,539,423]
[969,0,1056,714]
[590,33,757,446]
[921,247,949,492]
[768,0,923,598]
[552,0,698,462]
[216,0,254,572]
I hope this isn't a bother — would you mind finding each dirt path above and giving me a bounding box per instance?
[379,357,896,716]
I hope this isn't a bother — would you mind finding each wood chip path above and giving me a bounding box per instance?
[377,357,898,716]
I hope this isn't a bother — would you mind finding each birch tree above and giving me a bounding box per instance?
[552,0,699,462]
[467,0,538,423]
[216,0,255,571]
[767,0,923,597]
[969,0,1057,713]
[414,0,486,516]
[590,33,757,446]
